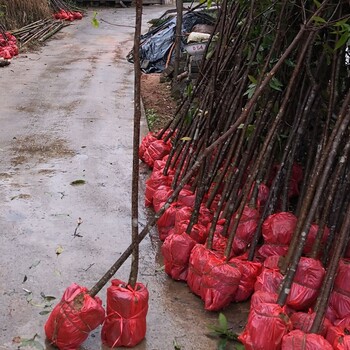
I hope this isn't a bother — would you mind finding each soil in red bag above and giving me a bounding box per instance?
[328,259,350,320]
[282,330,333,350]
[44,283,105,350]
[290,311,331,336]
[161,231,197,281]
[187,244,241,311]
[326,325,350,349]
[239,302,292,350]
[101,279,149,348]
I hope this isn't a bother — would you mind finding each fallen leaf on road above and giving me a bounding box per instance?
[56,245,64,256]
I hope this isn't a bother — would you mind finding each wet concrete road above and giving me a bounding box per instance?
[0,7,248,350]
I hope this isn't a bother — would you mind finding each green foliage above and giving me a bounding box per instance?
[145,108,159,130]
[333,19,350,51]
[16,334,44,350]
[207,313,245,350]
[91,11,99,28]
[173,338,182,349]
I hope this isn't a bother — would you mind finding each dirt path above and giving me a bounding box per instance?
[0,7,248,350]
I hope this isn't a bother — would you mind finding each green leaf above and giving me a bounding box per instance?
[39,310,51,315]
[181,137,192,141]
[218,338,227,350]
[40,292,56,302]
[91,12,99,28]
[55,245,64,256]
[20,334,44,350]
[335,32,350,50]
[70,179,86,186]
[234,341,246,350]
[29,260,41,269]
[313,0,321,8]
[269,77,283,92]
[243,83,256,99]
[173,338,182,349]
[312,16,326,24]
[248,75,257,84]
[218,313,228,331]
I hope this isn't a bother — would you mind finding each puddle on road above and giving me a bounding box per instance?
[11,135,75,165]
[5,209,27,222]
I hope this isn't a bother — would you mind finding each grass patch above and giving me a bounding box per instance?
[145,108,159,131]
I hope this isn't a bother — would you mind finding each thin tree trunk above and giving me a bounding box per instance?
[128,0,143,289]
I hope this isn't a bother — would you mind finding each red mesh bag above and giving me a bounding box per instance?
[239,302,292,350]
[303,224,330,255]
[328,259,350,320]
[139,132,157,160]
[258,212,297,258]
[258,243,289,259]
[161,232,196,281]
[335,315,350,328]
[232,218,258,256]
[152,156,168,171]
[178,189,196,207]
[101,279,149,348]
[157,203,181,241]
[250,290,278,310]
[262,212,297,244]
[326,326,350,349]
[230,257,262,302]
[187,244,241,311]
[176,220,208,243]
[44,283,105,350]
[175,206,193,225]
[152,185,173,212]
[143,140,171,168]
[254,256,283,294]
[144,169,172,207]
[286,258,325,311]
[281,330,333,350]
[72,12,83,20]
[210,231,228,255]
[290,311,331,336]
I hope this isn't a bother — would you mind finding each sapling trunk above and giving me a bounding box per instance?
[310,201,350,334]
[277,100,350,305]
[128,0,143,289]
[322,168,350,265]
[282,90,350,272]
[309,138,350,258]
[173,0,183,81]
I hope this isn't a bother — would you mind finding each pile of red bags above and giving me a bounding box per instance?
[162,231,197,280]
[239,302,292,349]
[139,132,172,168]
[187,244,242,311]
[327,259,350,322]
[53,9,83,21]
[282,330,333,349]
[326,325,350,349]
[101,279,149,348]
[258,212,298,258]
[45,283,105,350]
[290,311,331,336]
[243,255,326,349]
[0,32,19,60]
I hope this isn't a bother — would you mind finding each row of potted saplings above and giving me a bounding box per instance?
[139,132,350,350]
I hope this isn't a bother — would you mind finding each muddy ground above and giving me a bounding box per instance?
[0,7,248,350]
